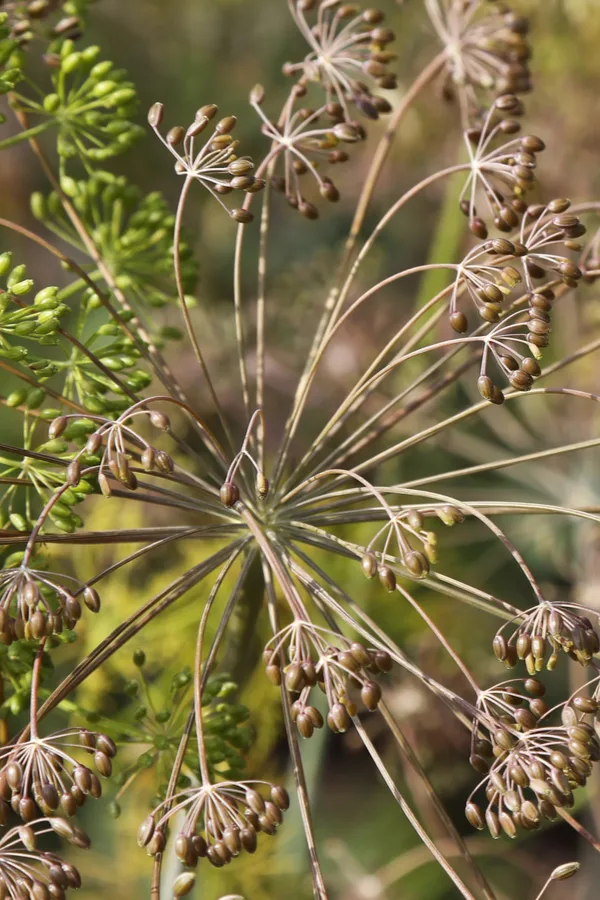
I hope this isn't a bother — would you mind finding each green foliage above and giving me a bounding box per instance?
[7,39,143,160]
[31,171,196,318]
[108,661,251,810]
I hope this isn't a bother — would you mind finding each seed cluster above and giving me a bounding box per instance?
[263,623,390,736]
[0,821,84,900]
[466,682,600,839]
[358,505,466,589]
[284,1,396,120]
[139,781,289,880]
[252,89,364,217]
[427,0,532,123]
[67,408,175,497]
[0,729,116,823]
[459,95,544,239]
[493,603,600,673]
[0,566,100,642]
[149,102,264,223]
[4,0,84,45]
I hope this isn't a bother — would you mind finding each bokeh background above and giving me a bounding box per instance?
[2,0,600,898]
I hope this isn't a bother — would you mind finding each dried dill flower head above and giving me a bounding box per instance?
[466,681,600,839]
[149,102,264,223]
[427,0,532,123]
[0,820,84,898]
[0,0,600,897]
[284,1,396,119]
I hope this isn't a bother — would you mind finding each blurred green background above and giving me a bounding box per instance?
[2,1,600,898]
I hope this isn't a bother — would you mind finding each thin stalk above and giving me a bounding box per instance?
[28,638,46,742]
[173,175,234,451]
[352,716,477,900]
[256,173,274,470]
[29,541,249,732]
[296,50,448,413]
[346,51,448,258]
[262,560,329,900]
[272,162,470,490]
[151,546,254,898]
[193,551,252,784]
[395,582,480,694]
[0,119,53,149]
[377,701,497,900]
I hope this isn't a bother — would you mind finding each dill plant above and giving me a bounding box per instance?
[0,1,598,898]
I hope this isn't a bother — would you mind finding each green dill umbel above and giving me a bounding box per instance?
[0,0,599,898]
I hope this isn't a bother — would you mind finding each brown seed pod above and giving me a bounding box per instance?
[492,634,508,661]
[271,785,290,810]
[361,552,377,579]
[573,696,598,714]
[373,650,393,672]
[469,754,490,775]
[361,681,382,711]
[296,713,314,739]
[404,550,429,578]
[485,808,501,839]
[328,703,351,733]
[449,311,468,333]
[285,663,305,693]
[465,802,485,830]
[378,566,396,592]
[219,482,240,507]
[516,633,531,659]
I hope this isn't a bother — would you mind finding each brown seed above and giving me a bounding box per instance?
[529,698,548,718]
[504,790,521,812]
[192,833,207,857]
[470,217,488,239]
[6,763,22,792]
[230,208,254,224]
[297,714,314,739]
[350,642,371,666]
[508,763,529,787]
[173,873,196,897]
[219,482,239,507]
[271,785,290,810]
[494,729,515,751]
[499,810,517,838]
[469,754,490,775]
[493,634,508,661]
[524,678,545,697]
[361,681,381,711]
[361,552,377,579]
[266,664,281,685]
[328,703,351,733]
[516,633,531,659]
[449,311,468,333]
[285,663,305,693]
[305,706,324,729]
[485,809,501,839]
[531,635,545,660]
[465,802,484,830]
[73,766,92,794]
[568,739,590,760]
[378,565,396,591]
[240,827,257,853]
[374,650,393,672]
[404,550,429,578]
[514,708,537,730]
[223,826,241,855]
[18,797,36,822]
[573,696,598,714]
[83,587,101,613]
[40,783,59,810]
